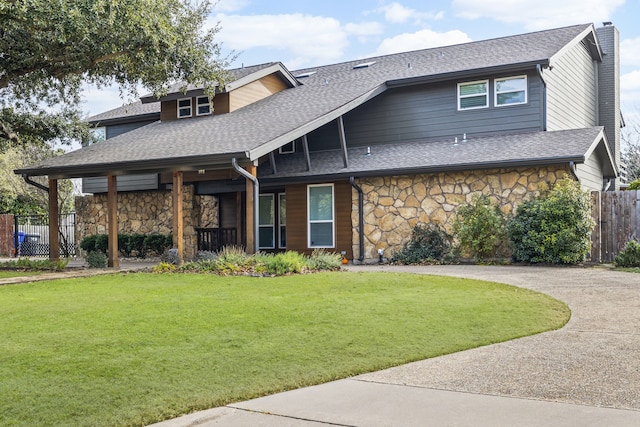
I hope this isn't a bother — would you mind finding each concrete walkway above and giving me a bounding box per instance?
[150,265,640,427]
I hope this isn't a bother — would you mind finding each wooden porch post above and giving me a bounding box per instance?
[48,178,59,262]
[245,164,257,254]
[172,171,184,263]
[107,175,119,268]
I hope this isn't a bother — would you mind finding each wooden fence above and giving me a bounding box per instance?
[0,214,14,256]
[591,190,640,263]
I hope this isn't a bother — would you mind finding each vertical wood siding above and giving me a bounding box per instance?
[284,181,353,258]
[229,74,289,112]
[546,40,597,131]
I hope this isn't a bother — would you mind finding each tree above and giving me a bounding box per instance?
[622,118,640,183]
[0,0,230,151]
[0,145,76,215]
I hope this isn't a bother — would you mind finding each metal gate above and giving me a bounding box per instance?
[14,213,77,257]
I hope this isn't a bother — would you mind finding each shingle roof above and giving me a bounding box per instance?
[259,127,616,181]
[18,24,597,178]
[87,100,160,124]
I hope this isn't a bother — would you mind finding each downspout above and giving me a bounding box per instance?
[349,176,365,262]
[231,158,259,254]
[569,161,580,180]
[536,64,547,131]
[23,175,49,192]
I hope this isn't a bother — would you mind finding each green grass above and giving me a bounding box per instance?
[0,272,569,426]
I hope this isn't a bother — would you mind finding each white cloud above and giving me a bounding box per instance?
[375,2,444,24]
[345,21,384,37]
[622,69,640,106]
[453,0,624,30]
[212,13,349,68]
[373,29,472,56]
[621,37,640,69]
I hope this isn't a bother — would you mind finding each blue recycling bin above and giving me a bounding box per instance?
[13,231,40,256]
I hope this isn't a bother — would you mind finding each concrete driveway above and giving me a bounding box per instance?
[152,265,640,426]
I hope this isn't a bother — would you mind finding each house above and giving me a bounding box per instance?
[16,23,621,265]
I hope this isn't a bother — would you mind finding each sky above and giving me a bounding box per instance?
[81,0,640,126]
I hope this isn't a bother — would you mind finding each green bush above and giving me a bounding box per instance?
[307,249,342,271]
[628,179,640,190]
[0,258,68,271]
[453,195,508,261]
[118,234,132,257]
[392,223,452,264]
[614,240,640,267]
[508,177,593,264]
[129,234,146,257]
[79,235,98,253]
[143,234,170,256]
[254,251,307,275]
[86,251,107,268]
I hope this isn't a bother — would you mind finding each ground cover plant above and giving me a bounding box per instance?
[0,257,68,271]
[0,272,570,426]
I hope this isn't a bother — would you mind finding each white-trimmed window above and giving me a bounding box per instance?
[258,194,275,249]
[279,141,295,154]
[278,193,286,248]
[457,80,488,110]
[308,184,334,248]
[196,96,212,116]
[495,75,527,106]
[177,98,192,118]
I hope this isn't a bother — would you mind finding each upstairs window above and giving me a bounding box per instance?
[279,141,295,154]
[495,75,527,106]
[458,80,488,110]
[196,96,212,116]
[177,98,192,118]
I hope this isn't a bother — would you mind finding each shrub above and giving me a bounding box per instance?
[79,235,97,253]
[152,262,177,273]
[118,234,132,257]
[143,234,170,256]
[392,223,452,264]
[254,251,307,275]
[614,240,640,268]
[86,251,107,268]
[129,234,146,257]
[94,234,109,254]
[195,251,217,261]
[307,249,342,271]
[160,248,181,265]
[453,195,508,261]
[508,177,593,264]
[0,258,68,271]
[628,179,640,190]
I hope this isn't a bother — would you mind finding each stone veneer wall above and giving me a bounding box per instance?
[75,186,219,260]
[351,166,571,262]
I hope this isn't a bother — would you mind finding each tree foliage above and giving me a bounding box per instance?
[0,0,230,150]
[0,144,76,214]
[622,118,640,182]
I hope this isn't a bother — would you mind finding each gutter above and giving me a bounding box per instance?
[536,64,547,131]
[349,177,365,262]
[569,161,579,180]
[231,158,259,254]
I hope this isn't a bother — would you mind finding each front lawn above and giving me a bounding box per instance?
[0,272,569,426]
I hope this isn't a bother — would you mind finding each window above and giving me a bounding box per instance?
[258,194,275,249]
[279,141,295,154]
[278,193,286,248]
[495,75,527,106]
[196,96,211,116]
[308,184,334,248]
[458,80,488,110]
[177,98,192,118]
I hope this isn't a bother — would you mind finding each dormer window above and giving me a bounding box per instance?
[196,96,212,116]
[177,98,192,118]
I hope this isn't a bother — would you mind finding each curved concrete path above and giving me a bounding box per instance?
[151,265,640,426]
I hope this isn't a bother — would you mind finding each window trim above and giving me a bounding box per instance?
[279,141,295,154]
[177,98,192,118]
[494,75,527,107]
[258,194,275,250]
[457,79,489,111]
[196,95,212,116]
[278,193,286,249]
[307,184,335,249]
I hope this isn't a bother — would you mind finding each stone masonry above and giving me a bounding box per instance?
[352,166,571,261]
[75,185,218,260]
